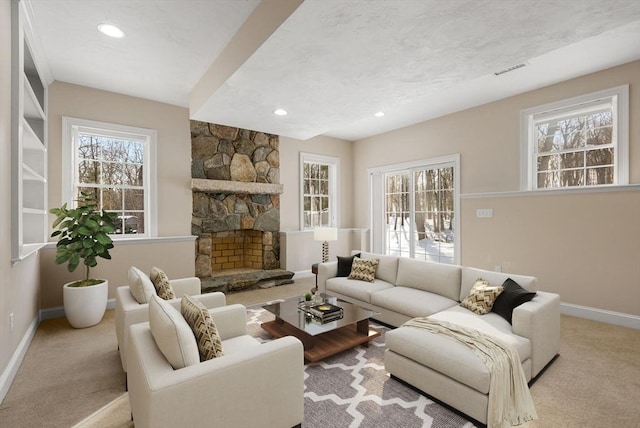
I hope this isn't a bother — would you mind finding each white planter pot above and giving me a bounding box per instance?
[63,280,108,328]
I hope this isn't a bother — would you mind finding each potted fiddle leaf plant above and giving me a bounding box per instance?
[50,192,117,328]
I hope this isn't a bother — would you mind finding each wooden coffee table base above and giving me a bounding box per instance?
[261,318,381,363]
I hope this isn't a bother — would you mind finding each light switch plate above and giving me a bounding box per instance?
[476,209,493,218]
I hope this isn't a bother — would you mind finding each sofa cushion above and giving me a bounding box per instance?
[460,267,537,302]
[337,253,361,277]
[128,266,156,304]
[386,324,491,394]
[150,266,176,300]
[181,295,224,361]
[491,278,537,323]
[326,277,394,304]
[348,257,379,282]
[359,252,399,284]
[429,305,531,363]
[459,279,504,315]
[395,257,461,301]
[371,286,458,318]
[148,295,199,369]
[220,335,261,355]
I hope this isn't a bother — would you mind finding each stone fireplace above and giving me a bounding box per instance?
[191,121,294,293]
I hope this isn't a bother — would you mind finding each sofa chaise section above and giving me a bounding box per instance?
[317,251,561,426]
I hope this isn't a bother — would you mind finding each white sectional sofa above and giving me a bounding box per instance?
[317,251,560,426]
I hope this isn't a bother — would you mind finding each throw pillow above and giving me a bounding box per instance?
[337,253,361,277]
[150,266,176,300]
[491,278,537,323]
[181,295,224,361]
[348,257,379,282]
[128,266,156,304]
[148,295,200,369]
[460,279,504,315]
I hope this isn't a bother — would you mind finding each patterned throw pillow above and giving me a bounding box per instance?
[181,295,224,361]
[348,257,379,282]
[128,266,156,304]
[460,279,504,315]
[150,266,175,300]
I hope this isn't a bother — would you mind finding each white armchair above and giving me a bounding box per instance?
[115,276,226,372]
[127,304,304,428]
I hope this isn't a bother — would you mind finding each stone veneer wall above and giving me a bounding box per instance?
[191,121,282,278]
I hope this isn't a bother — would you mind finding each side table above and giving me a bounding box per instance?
[311,263,318,293]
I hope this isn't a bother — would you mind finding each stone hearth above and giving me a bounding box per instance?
[191,121,294,293]
[201,269,295,294]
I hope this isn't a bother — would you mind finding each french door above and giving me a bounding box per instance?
[369,155,459,264]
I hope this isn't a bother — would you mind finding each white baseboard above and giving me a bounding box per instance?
[0,315,39,404]
[40,298,116,321]
[561,303,640,330]
[293,270,314,279]
[40,305,65,321]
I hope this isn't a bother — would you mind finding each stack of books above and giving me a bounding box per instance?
[309,303,344,322]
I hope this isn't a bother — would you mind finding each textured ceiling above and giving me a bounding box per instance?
[27,0,640,141]
[27,0,260,106]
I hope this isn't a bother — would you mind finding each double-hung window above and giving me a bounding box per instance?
[521,85,629,190]
[62,117,157,237]
[300,153,339,229]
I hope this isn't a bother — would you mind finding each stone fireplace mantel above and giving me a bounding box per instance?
[191,178,284,195]
[191,120,293,292]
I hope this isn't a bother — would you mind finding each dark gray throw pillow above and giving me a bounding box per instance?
[491,278,537,323]
[337,253,361,277]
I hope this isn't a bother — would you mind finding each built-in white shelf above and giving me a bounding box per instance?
[11,0,48,263]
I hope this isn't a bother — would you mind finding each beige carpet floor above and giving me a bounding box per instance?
[1,275,639,427]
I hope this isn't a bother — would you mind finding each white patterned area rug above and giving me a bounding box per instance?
[247,306,477,428]
[77,306,478,428]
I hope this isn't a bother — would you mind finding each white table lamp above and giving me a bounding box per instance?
[313,227,338,263]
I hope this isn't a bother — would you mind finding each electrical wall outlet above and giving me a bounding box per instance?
[9,313,14,331]
[476,208,493,218]
[494,265,502,272]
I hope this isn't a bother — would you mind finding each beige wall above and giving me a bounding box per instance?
[279,134,354,230]
[47,81,193,236]
[462,190,639,315]
[279,134,357,271]
[1,0,42,399]
[280,229,367,273]
[40,240,196,309]
[352,61,640,316]
[41,82,196,308]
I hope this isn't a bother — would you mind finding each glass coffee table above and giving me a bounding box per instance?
[261,295,381,363]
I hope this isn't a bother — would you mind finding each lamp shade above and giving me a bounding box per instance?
[313,227,338,242]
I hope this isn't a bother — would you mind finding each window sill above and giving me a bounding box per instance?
[43,235,196,250]
[462,184,640,199]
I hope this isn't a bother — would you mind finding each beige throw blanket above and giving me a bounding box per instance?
[403,318,537,428]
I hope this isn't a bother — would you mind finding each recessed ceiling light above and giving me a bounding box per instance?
[97,23,126,39]
[374,112,385,117]
[273,109,288,116]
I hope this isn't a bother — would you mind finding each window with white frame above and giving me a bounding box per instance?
[521,85,629,190]
[300,153,339,229]
[62,117,157,237]
[368,155,460,265]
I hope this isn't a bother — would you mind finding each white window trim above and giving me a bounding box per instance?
[299,152,340,230]
[367,154,460,265]
[62,116,158,238]
[520,85,629,191]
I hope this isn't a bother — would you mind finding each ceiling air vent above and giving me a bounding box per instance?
[494,63,527,76]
